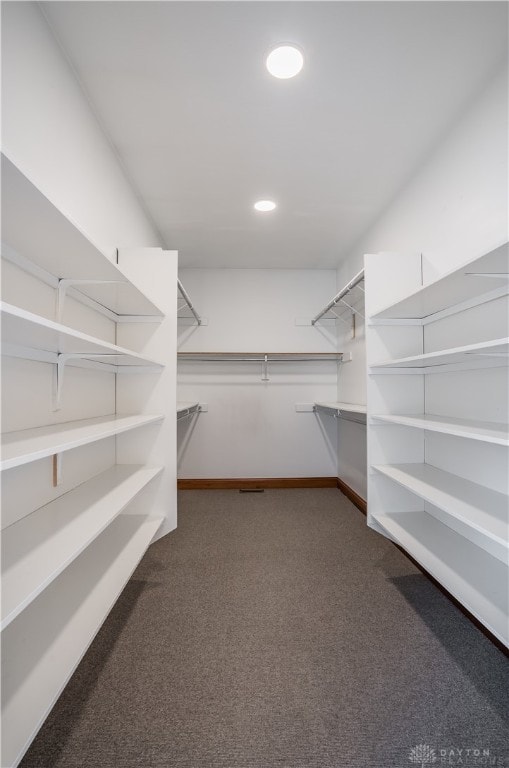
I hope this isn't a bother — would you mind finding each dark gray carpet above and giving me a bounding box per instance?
[21,489,509,768]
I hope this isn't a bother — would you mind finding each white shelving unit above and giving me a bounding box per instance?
[1,157,178,767]
[365,243,509,647]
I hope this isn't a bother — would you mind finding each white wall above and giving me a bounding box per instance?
[1,2,161,259]
[177,269,340,479]
[335,65,508,500]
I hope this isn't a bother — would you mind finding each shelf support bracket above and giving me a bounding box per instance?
[261,354,269,381]
[52,453,63,487]
[53,352,120,410]
[56,279,126,322]
[327,307,351,327]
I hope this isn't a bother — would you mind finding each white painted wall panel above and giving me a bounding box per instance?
[1,3,161,258]
[116,248,178,538]
[177,269,339,478]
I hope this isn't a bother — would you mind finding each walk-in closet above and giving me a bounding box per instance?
[1,2,508,767]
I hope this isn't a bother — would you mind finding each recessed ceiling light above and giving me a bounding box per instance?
[266,45,304,79]
[254,200,276,212]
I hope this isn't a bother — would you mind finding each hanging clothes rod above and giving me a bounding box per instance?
[312,269,365,325]
[177,279,202,325]
[177,352,343,362]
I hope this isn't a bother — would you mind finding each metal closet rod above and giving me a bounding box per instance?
[177,279,202,325]
[312,269,365,325]
[177,352,343,361]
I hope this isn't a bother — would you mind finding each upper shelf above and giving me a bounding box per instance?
[1,155,164,319]
[177,279,203,325]
[1,302,164,369]
[371,243,509,321]
[312,269,365,325]
[371,337,509,373]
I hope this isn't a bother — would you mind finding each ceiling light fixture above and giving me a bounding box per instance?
[266,45,304,79]
[254,200,277,212]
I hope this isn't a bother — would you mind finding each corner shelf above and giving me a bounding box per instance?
[1,155,164,321]
[372,413,509,446]
[1,413,164,471]
[373,463,508,562]
[1,464,163,630]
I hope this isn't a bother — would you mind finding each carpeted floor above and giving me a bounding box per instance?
[21,489,509,768]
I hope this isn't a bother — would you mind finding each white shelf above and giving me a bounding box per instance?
[2,155,164,319]
[372,413,509,446]
[371,337,509,372]
[1,413,164,471]
[1,464,162,630]
[1,512,163,768]
[372,242,508,320]
[177,401,200,413]
[315,401,367,415]
[372,511,508,646]
[177,401,200,420]
[1,302,164,368]
[373,463,509,563]
[312,269,365,325]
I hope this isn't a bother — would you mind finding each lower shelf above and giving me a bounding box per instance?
[1,464,163,630]
[372,510,508,647]
[373,463,508,563]
[1,512,163,768]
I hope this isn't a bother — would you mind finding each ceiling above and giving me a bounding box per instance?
[42,1,507,269]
